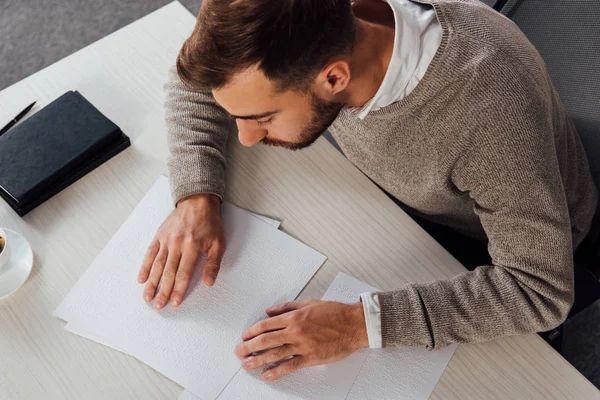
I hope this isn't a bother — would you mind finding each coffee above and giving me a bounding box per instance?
[0,234,4,253]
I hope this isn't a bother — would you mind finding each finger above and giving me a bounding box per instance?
[234,331,288,358]
[242,315,287,341]
[138,240,160,284]
[261,356,306,381]
[242,344,295,371]
[170,244,201,307]
[266,301,304,317]
[202,239,225,287]
[143,246,167,302]
[153,250,181,310]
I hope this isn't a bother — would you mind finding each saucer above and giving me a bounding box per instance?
[0,229,33,300]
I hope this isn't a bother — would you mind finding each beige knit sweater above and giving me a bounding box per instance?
[165,0,598,350]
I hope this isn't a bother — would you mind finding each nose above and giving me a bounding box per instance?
[236,119,268,147]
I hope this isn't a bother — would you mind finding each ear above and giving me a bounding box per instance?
[316,60,351,98]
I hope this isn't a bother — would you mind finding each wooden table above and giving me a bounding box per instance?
[0,2,597,399]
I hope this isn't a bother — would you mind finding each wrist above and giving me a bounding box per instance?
[177,193,220,210]
[350,302,369,350]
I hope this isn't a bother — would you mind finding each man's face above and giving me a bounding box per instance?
[213,66,344,150]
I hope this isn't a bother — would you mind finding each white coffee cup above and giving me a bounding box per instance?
[0,228,11,275]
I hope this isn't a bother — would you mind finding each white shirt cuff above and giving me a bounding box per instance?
[360,292,382,348]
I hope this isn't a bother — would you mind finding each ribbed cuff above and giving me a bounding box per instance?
[377,286,433,349]
[170,181,224,206]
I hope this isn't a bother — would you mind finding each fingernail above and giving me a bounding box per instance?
[234,347,244,359]
[144,294,152,302]
[154,301,163,309]
[171,299,179,306]
[262,371,273,380]
[243,357,254,367]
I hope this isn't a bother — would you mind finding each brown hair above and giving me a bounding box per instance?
[176,0,357,92]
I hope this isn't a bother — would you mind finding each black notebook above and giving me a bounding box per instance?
[0,91,130,216]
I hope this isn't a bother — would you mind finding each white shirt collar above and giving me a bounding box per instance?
[355,0,442,119]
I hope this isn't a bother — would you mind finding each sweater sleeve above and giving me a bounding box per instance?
[377,82,575,350]
[164,65,233,205]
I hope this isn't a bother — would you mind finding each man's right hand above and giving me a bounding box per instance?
[137,193,226,310]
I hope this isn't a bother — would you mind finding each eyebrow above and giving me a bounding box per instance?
[229,110,279,120]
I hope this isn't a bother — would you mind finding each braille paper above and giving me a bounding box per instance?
[180,273,456,400]
[54,176,326,400]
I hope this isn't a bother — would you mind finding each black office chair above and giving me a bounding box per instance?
[497,0,600,353]
[480,0,498,7]
[498,0,600,190]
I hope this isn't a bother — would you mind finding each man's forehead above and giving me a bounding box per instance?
[219,66,275,97]
[212,66,280,116]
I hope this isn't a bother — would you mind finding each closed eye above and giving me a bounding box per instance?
[257,118,273,127]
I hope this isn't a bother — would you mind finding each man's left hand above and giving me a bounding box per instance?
[234,299,368,381]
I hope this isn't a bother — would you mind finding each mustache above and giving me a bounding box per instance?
[260,136,314,150]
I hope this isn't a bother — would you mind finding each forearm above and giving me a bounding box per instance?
[164,65,233,204]
[378,239,574,349]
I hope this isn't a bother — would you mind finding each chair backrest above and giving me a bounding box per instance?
[480,0,497,7]
[499,0,600,191]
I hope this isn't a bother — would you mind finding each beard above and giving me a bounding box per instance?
[260,92,344,150]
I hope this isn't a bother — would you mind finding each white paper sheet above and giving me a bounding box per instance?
[212,274,378,400]
[179,273,456,400]
[249,213,281,229]
[63,208,282,351]
[65,322,125,352]
[345,343,457,400]
[62,211,282,364]
[54,176,326,400]
[56,208,282,322]
[332,273,456,400]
